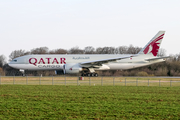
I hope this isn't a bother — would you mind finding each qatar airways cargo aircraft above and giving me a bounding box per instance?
[8,31,168,76]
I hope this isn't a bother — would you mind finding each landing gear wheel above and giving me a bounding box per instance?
[87,73,91,77]
[94,73,98,77]
[91,73,94,77]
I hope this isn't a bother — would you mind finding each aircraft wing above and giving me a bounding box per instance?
[80,55,134,66]
[145,56,170,61]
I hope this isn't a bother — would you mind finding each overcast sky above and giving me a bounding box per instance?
[0,0,180,61]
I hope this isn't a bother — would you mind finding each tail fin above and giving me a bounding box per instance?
[138,31,165,56]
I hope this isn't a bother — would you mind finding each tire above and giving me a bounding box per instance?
[87,73,91,77]
[94,73,98,77]
[91,73,94,77]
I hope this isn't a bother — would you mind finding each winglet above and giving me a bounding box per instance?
[138,31,165,56]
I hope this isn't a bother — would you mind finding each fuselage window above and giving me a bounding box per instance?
[13,60,17,62]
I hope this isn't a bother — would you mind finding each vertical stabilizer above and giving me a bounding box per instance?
[138,31,165,56]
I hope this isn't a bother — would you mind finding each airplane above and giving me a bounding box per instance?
[8,31,169,77]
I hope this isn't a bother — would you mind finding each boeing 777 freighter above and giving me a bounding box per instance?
[8,31,168,76]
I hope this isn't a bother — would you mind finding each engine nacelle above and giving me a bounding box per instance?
[64,64,82,74]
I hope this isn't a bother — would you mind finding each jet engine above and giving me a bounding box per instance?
[55,64,82,75]
[64,64,83,74]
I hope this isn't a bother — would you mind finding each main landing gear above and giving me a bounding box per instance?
[81,72,98,77]
[81,68,98,77]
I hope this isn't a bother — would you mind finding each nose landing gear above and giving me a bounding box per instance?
[19,69,25,76]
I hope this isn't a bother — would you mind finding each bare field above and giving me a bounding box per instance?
[1,76,180,86]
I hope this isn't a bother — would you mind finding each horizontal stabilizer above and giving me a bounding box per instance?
[145,56,170,61]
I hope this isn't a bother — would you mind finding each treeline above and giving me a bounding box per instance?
[0,45,180,76]
[8,45,142,61]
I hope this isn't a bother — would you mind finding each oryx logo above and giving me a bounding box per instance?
[143,34,164,56]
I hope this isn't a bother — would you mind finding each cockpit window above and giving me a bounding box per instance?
[13,60,17,62]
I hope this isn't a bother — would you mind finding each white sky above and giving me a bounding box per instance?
[0,0,180,61]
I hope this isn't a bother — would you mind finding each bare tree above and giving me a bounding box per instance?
[31,47,49,54]
[174,53,180,61]
[101,47,109,54]
[106,47,116,54]
[68,46,84,54]
[133,46,142,54]
[9,49,26,61]
[84,46,95,54]
[127,45,141,54]
[116,46,128,54]
[157,48,167,57]
[95,47,103,54]
[95,47,116,54]
[49,48,67,54]
[0,55,6,68]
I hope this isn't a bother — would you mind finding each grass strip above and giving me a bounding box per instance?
[0,85,180,119]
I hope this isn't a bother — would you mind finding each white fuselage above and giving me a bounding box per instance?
[8,31,167,76]
[8,54,164,71]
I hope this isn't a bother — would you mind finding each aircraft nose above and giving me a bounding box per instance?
[8,61,14,67]
[8,60,18,68]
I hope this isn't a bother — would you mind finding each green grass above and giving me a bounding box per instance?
[0,85,180,119]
